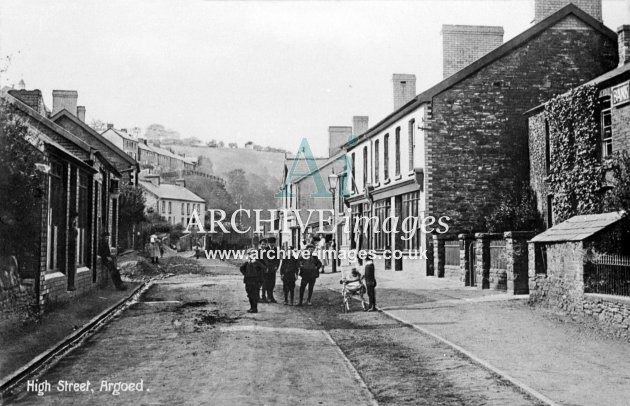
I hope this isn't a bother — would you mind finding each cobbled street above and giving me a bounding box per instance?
[7,257,539,406]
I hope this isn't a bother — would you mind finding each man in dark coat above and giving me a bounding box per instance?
[364,254,377,311]
[240,249,265,313]
[297,244,322,306]
[262,237,280,303]
[280,248,300,305]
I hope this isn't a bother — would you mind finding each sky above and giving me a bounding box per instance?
[1,0,628,157]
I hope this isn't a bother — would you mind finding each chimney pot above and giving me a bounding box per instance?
[52,90,78,116]
[107,123,114,130]
[393,74,416,110]
[77,106,86,122]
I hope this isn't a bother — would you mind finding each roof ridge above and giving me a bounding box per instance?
[343,4,616,150]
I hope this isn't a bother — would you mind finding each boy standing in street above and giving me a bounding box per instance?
[240,249,265,313]
[280,248,299,305]
[297,244,322,306]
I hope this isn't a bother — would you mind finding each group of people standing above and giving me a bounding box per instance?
[239,238,377,313]
[239,239,323,313]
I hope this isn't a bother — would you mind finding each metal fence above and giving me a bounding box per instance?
[489,239,507,270]
[445,240,460,266]
[585,253,630,297]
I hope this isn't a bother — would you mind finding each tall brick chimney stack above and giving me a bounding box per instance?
[393,74,416,111]
[52,90,78,116]
[533,0,602,24]
[352,116,369,137]
[329,126,353,157]
[441,25,504,79]
[619,25,630,67]
[77,106,86,122]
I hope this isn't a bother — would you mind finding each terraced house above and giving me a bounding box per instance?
[342,1,618,276]
[4,88,125,308]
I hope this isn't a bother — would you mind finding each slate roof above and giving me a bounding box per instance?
[530,211,625,243]
[139,181,205,203]
[342,4,616,150]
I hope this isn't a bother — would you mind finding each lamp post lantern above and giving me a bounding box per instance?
[328,170,339,273]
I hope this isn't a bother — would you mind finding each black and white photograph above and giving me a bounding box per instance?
[1,0,630,405]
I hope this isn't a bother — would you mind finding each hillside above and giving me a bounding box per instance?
[169,145,286,188]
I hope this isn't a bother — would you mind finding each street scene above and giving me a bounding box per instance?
[2,0,630,405]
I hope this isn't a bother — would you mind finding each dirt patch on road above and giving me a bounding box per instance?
[193,310,239,326]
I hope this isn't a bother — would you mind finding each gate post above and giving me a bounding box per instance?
[458,234,474,286]
[504,231,534,295]
[475,233,491,289]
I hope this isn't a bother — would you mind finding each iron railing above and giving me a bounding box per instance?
[585,253,630,297]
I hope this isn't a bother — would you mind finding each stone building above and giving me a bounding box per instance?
[5,89,122,309]
[528,24,630,229]
[342,2,618,276]
[139,176,206,227]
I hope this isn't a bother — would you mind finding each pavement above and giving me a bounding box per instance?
[0,282,142,381]
[318,266,630,406]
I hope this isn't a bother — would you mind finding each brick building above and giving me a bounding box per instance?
[342,2,617,276]
[528,24,630,228]
[5,89,122,309]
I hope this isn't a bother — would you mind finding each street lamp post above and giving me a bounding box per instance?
[328,170,339,273]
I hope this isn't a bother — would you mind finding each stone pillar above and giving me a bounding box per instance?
[432,234,444,278]
[504,231,534,295]
[432,234,456,278]
[458,234,474,286]
[426,234,434,276]
[475,233,492,289]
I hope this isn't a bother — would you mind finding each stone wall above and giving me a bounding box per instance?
[427,20,617,234]
[529,240,630,339]
[528,241,587,311]
[582,294,630,340]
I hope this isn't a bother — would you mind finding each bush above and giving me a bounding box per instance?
[485,183,544,233]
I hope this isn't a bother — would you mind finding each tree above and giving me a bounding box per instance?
[118,185,147,249]
[90,118,107,132]
[228,142,238,148]
[0,99,45,277]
